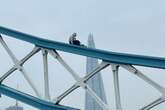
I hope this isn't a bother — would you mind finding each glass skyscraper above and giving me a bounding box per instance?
[85,34,107,110]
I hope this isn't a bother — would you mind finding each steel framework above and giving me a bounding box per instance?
[0,26,165,110]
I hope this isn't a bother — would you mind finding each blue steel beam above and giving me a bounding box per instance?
[0,26,165,69]
[0,84,79,110]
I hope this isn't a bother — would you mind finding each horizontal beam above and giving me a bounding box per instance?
[0,84,79,110]
[1,26,165,69]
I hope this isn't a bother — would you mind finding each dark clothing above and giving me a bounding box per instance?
[72,40,80,45]
[68,34,83,46]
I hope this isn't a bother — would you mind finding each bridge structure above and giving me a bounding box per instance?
[0,26,165,110]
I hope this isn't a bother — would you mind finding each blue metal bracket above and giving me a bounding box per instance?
[0,26,165,69]
[1,26,165,110]
[0,84,79,110]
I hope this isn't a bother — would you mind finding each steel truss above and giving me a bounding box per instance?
[1,34,165,110]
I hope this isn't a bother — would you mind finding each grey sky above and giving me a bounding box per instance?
[0,0,165,110]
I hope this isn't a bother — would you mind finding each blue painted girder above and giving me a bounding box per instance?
[0,26,165,69]
[0,84,79,110]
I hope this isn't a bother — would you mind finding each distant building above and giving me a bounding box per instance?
[6,105,23,110]
[6,98,23,110]
[85,34,107,110]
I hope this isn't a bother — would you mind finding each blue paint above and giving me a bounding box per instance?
[0,84,79,110]
[1,26,165,69]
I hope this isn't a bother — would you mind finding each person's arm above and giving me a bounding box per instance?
[69,36,74,44]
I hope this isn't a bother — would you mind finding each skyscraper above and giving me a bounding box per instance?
[85,34,107,110]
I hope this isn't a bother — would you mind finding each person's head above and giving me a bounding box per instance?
[72,33,77,40]
[72,32,77,37]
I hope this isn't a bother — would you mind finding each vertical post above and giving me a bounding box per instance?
[42,49,50,100]
[111,64,122,110]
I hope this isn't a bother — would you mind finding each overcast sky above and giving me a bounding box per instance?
[0,0,165,110]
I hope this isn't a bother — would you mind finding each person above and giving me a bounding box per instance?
[69,33,81,45]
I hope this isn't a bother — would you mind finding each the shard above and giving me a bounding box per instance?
[85,34,107,110]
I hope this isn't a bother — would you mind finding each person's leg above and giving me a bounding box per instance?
[73,40,80,45]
